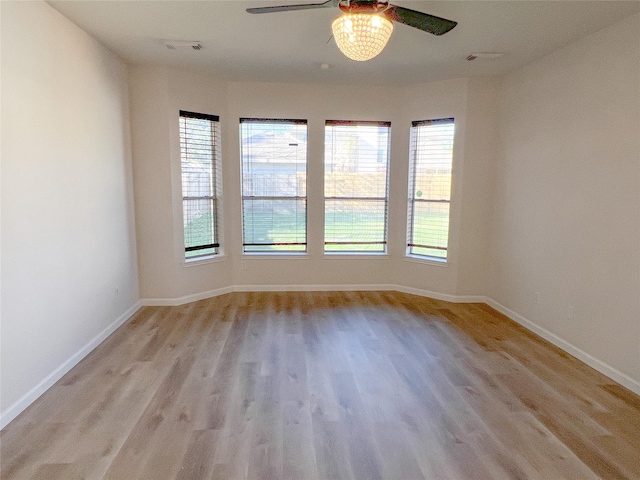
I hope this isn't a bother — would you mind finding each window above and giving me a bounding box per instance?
[407,118,455,260]
[240,118,307,252]
[179,110,221,259]
[324,120,391,252]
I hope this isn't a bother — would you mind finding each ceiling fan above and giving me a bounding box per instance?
[247,0,457,36]
[247,0,457,61]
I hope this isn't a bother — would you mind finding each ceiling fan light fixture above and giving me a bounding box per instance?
[331,13,393,61]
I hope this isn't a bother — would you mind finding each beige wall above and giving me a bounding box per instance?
[130,70,495,300]
[129,67,234,302]
[1,2,139,419]
[457,78,499,297]
[491,13,640,386]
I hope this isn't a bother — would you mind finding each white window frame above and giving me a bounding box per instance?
[406,118,455,261]
[240,118,308,254]
[179,110,222,261]
[324,120,391,254]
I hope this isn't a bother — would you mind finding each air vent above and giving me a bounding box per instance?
[163,40,204,50]
[466,52,505,61]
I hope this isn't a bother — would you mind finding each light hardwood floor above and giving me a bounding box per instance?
[2,291,639,479]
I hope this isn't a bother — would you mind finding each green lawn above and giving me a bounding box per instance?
[185,208,449,256]
[184,211,216,258]
[410,204,449,258]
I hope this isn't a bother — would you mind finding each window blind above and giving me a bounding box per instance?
[407,118,455,259]
[240,118,307,252]
[324,120,391,252]
[179,110,221,259]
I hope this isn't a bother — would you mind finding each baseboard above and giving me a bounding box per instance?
[395,285,488,304]
[232,283,399,293]
[5,287,638,430]
[0,301,142,430]
[141,286,233,306]
[141,284,487,305]
[142,285,640,396]
[142,284,399,305]
[486,298,640,396]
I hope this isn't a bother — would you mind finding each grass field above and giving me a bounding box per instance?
[184,211,216,258]
[185,209,449,257]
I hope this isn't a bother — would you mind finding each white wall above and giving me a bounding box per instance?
[0,2,139,423]
[226,81,399,289]
[129,67,233,302]
[396,78,498,297]
[456,78,499,297]
[226,79,469,291]
[390,79,468,295]
[131,69,495,301]
[491,13,640,388]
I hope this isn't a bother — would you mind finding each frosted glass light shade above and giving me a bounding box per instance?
[332,13,393,61]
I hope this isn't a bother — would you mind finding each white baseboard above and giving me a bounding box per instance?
[0,301,142,430]
[4,287,639,431]
[231,283,399,293]
[141,286,233,306]
[486,298,640,396]
[141,284,487,305]
[142,284,400,305]
[227,286,640,395]
[395,285,487,304]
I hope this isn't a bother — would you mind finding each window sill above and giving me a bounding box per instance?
[323,252,389,260]
[241,252,309,260]
[404,255,449,267]
[404,255,448,267]
[184,255,227,267]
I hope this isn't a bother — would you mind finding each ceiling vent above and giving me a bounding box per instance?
[163,40,204,50]
[466,52,506,61]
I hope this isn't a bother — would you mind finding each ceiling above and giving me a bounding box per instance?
[48,1,640,86]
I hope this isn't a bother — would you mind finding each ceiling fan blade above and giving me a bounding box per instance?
[383,5,457,35]
[247,0,336,14]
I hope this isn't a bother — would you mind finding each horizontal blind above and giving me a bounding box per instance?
[179,110,221,259]
[324,120,391,252]
[240,118,307,252]
[407,118,455,259]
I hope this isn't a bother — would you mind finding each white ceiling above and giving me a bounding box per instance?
[48,1,640,86]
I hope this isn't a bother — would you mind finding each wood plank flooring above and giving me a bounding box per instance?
[2,291,640,479]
